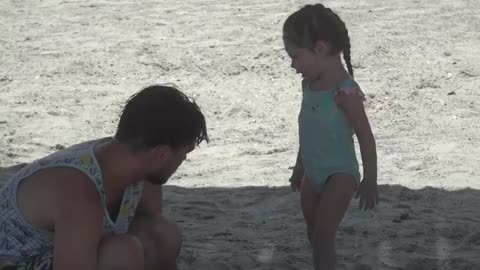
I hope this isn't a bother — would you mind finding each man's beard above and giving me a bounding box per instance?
[145,172,170,185]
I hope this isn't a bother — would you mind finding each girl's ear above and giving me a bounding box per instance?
[313,40,331,56]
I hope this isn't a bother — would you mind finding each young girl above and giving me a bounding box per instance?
[283,4,378,270]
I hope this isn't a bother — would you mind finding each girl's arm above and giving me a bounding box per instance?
[292,147,305,177]
[336,91,377,183]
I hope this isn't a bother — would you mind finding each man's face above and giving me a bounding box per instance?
[145,143,195,185]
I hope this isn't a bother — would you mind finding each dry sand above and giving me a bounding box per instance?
[1,0,480,269]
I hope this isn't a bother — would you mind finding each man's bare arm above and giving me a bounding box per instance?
[52,171,104,270]
[135,181,163,220]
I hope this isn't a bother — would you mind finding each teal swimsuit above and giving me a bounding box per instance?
[299,79,364,192]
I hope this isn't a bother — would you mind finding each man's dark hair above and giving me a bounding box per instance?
[115,84,209,150]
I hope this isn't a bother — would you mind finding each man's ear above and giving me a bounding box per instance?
[147,145,172,165]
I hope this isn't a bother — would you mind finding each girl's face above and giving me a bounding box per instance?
[283,39,330,81]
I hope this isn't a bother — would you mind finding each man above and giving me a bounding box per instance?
[0,85,209,270]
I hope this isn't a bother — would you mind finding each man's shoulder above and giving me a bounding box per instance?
[34,167,101,200]
[17,167,102,230]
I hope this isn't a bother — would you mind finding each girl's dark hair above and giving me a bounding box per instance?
[283,4,354,77]
[115,85,209,150]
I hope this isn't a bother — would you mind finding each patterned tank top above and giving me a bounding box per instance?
[0,138,143,263]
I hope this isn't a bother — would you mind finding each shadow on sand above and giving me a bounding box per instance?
[1,164,479,270]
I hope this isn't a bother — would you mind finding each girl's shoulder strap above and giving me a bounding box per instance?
[334,79,366,101]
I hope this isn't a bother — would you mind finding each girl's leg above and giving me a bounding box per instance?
[300,177,321,244]
[311,173,356,270]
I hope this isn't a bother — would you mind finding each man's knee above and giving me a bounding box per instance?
[131,215,182,269]
[150,217,182,258]
[98,234,144,270]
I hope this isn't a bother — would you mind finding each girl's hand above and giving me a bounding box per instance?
[355,178,379,210]
[289,174,303,192]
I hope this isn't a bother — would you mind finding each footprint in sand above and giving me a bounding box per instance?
[445,171,472,182]
[404,160,424,171]
[463,231,480,246]
[352,264,372,270]
[430,142,457,155]
[404,258,438,270]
